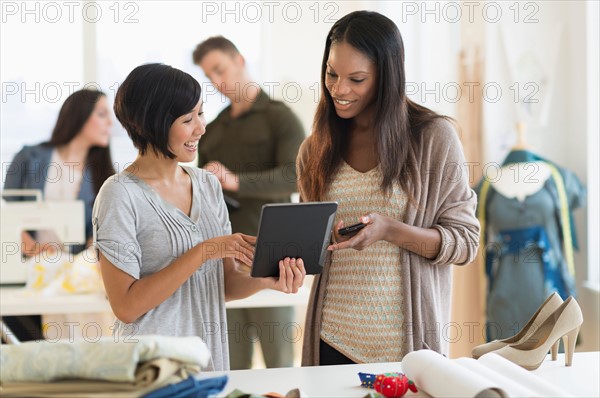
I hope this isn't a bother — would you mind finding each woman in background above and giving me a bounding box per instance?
[3,88,115,341]
[5,89,114,253]
[298,11,480,365]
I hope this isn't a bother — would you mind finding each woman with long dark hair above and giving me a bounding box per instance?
[298,11,480,365]
[4,89,114,254]
[3,88,115,340]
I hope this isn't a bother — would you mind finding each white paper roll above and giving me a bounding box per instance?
[455,357,538,397]
[402,350,506,398]
[478,353,573,397]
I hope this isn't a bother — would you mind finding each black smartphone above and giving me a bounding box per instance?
[338,222,366,236]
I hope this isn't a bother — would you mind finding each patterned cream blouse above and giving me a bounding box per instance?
[320,161,408,363]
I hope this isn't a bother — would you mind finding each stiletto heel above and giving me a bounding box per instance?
[563,326,580,367]
[551,339,559,361]
[493,296,583,370]
[472,292,563,359]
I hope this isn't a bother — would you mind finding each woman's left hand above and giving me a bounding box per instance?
[328,213,391,251]
[265,257,306,294]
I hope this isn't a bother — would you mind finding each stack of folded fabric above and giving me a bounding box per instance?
[0,335,227,398]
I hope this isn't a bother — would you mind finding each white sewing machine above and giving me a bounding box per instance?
[1,189,85,285]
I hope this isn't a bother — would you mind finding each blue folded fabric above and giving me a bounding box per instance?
[143,375,228,398]
[358,372,377,388]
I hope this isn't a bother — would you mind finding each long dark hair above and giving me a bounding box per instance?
[301,11,450,202]
[45,89,114,195]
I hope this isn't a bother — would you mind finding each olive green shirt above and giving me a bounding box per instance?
[198,90,305,235]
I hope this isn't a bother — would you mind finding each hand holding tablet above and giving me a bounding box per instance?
[264,257,306,294]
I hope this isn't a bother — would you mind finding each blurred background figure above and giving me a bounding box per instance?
[3,89,115,341]
[193,36,305,369]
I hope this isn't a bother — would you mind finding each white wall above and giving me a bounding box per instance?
[585,0,600,289]
[261,1,460,134]
[583,0,600,352]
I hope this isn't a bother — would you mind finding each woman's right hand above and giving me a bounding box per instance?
[200,233,256,266]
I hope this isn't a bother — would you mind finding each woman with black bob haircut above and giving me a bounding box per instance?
[93,63,305,371]
[298,11,480,365]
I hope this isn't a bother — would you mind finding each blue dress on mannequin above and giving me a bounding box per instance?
[476,150,586,341]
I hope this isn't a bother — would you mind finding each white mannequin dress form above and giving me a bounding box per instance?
[492,122,551,201]
[493,161,552,202]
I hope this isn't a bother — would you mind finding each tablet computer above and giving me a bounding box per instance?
[251,202,338,278]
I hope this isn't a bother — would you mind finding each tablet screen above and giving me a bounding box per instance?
[250,202,338,278]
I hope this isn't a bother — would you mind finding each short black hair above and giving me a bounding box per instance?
[114,63,201,159]
[192,36,240,65]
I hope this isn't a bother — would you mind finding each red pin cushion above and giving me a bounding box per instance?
[360,372,417,398]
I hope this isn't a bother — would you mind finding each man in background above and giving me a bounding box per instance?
[193,36,305,369]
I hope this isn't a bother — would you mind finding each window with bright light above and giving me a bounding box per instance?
[94,1,263,169]
[1,8,83,170]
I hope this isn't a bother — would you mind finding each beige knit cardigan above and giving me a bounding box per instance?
[297,119,480,365]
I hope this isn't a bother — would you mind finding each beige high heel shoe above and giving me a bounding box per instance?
[472,292,563,359]
[492,296,583,370]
